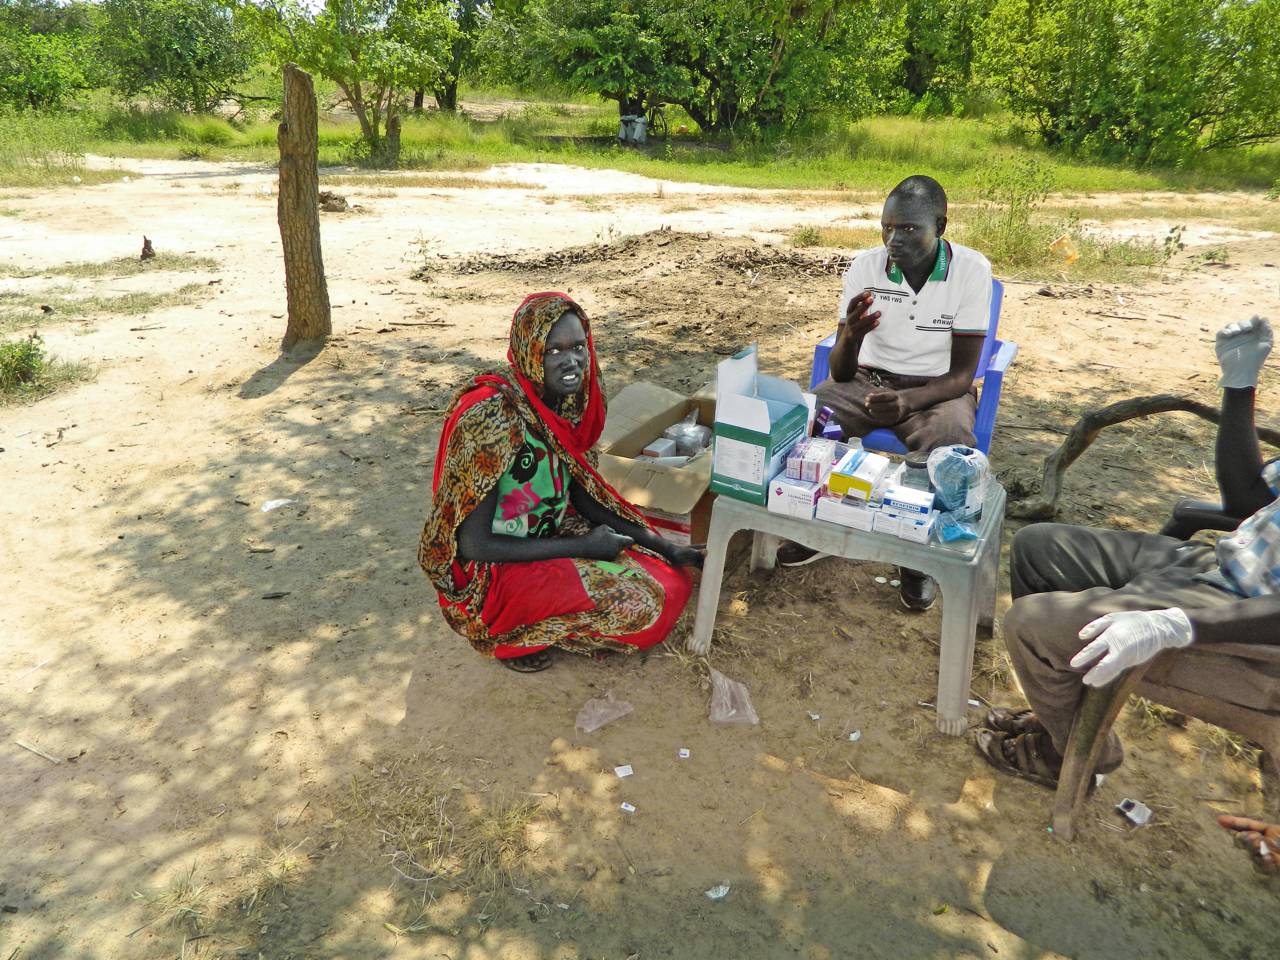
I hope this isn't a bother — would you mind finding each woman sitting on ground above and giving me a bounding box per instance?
[418,292,701,672]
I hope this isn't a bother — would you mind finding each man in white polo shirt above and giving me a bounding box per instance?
[782,175,992,611]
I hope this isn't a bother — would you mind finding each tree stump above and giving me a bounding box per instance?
[277,63,331,352]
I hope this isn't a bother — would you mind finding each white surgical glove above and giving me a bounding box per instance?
[1216,317,1273,389]
[1069,608,1194,687]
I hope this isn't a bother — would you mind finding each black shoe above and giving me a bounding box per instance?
[899,568,936,611]
[777,541,827,566]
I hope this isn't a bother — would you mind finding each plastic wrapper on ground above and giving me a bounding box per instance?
[709,668,760,724]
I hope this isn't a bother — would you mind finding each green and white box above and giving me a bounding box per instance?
[710,346,811,505]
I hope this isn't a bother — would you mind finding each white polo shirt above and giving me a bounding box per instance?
[837,240,992,378]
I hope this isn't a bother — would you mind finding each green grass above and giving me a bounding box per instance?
[0,333,94,404]
[0,254,219,280]
[0,283,210,331]
[8,98,1280,196]
[788,216,1168,280]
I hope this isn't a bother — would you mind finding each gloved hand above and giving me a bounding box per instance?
[1069,608,1194,687]
[1216,316,1273,389]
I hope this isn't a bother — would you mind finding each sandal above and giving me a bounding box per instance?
[975,729,1062,790]
[501,649,553,673]
[984,707,1047,737]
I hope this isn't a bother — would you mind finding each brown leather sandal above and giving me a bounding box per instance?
[975,729,1062,789]
[983,707,1047,737]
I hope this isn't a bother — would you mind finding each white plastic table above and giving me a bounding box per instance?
[688,483,1006,735]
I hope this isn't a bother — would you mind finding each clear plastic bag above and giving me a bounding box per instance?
[927,445,990,521]
[709,669,759,724]
[575,691,634,733]
[937,510,978,542]
[663,410,713,456]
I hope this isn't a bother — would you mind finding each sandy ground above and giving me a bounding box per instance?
[2,159,1279,960]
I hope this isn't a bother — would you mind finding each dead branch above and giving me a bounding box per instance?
[1010,394,1280,521]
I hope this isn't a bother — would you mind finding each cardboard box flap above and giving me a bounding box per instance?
[600,381,688,453]
[597,450,711,515]
[715,346,807,434]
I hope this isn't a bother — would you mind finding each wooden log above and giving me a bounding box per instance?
[1011,394,1280,521]
[277,63,331,352]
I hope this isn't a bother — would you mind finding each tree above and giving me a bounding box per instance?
[522,0,898,133]
[0,1,99,110]
[977,0,1280,161]
[896,0,993,112]
[420,0,489,112]
[277,63,332,352]
[249,0,455,165]
[98,0,256,112]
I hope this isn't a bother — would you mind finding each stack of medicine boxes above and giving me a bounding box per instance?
[767,439,940,544]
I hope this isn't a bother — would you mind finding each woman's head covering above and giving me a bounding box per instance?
[418,292,651,654]
[504,292,605,455]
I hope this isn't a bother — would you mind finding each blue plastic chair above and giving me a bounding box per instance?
[807,278,1016,455]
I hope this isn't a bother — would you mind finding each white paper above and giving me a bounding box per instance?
[619,802,636,814]
[261,498,297,512]
[713,435,766,484]
[614,764,634,778]
[677,748,690,759]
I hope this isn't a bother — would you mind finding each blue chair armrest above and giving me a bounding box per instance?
[973,340,1018,454]
[809,332,838,390]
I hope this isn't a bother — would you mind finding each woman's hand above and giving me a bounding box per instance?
[579,524,634,561]
[663,543,705,567]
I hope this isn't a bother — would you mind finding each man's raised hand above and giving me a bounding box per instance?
[1216,316,1273,389]
[841,289,881,340]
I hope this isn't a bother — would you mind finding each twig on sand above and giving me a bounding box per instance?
[15,740,61,764]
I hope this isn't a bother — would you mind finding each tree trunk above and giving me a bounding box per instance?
[381,113,402,168]
[277,63,331,352]
[413,89,425,112]
[434,79,458,112]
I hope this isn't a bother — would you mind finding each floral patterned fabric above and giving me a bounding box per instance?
[418,292,679,656]
[490,429,570,539]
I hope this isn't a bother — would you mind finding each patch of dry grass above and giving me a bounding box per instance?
[337,752,541,897]
[0,283,210,331]
[132,862,208,934]
[322,173,544,190]
[0,253,219,280]
[241,838,311,914]
[789,224,883,251]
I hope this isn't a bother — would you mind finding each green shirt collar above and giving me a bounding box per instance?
[886,241,950,284]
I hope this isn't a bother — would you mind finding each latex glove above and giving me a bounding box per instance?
[1216,316,1273,389]
[1069,608,1194,687]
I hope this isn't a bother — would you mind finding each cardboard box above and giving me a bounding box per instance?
[881,483,935,518]
[828,449,891,501]
[597,381,715,546]
[872,511,903,537]
[767,472,822,518]
[816,494,876,531]
[786,438,842,484]
[710,346,812,505]
[897,511,938,544]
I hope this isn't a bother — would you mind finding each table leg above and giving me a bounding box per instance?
[688,508,737,655]
[750,531,780,572]
[978,518,1001,631]
[934,567,980,736]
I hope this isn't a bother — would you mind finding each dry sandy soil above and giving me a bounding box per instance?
[2,159,1279,960]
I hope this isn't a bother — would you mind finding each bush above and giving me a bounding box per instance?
[0,333,47,389]
[0,108,89,180]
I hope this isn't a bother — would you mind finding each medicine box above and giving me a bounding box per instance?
[881,483,935,518]
[785,438,841,484]
[815,494,876,531]
[897,511,938,544]
[827,449,891,501]
[871,510,902,537]
[641,436,678,459]
[767,472,822,519]
[711,346,812,506]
